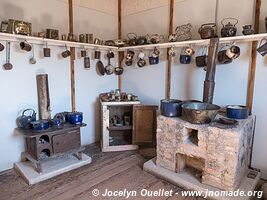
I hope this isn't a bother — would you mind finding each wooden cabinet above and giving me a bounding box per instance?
[132,105,157,145]
[101,101,158,152]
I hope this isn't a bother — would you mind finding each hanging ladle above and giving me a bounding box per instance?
[29,44,36,64]
[3,41,13,70]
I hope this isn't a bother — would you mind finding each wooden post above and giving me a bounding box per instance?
[118,0,123,90]
[166,0,174,99]
[247,0,261,114]
[68,0,76,111]
[36,74,51,120]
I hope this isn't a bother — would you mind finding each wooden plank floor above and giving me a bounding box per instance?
[0,143,202,200]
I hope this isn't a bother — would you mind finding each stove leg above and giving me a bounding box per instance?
[73,152,83,160]
[36,163,43,174]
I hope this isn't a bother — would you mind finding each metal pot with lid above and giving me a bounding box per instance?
[221,18,238,37]
[198,23,216,39]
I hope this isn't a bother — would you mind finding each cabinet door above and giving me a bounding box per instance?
[132,105,158,145]
[52,129,81,154]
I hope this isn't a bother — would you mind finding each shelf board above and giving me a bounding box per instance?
[1,32,267,52]
[0,32,118,51]
[101,101,140,106]
[118,33,267,51]
[108,125,132,131]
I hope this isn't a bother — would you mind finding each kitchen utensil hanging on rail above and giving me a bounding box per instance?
[105,51,115,75]
[43,43,51,57]
[3,41,13,70]
[0,42,5,52]
[29,44,36,64]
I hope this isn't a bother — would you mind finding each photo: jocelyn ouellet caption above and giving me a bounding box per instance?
[91,188,263,199]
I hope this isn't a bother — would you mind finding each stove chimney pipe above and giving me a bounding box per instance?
[203,38,219,103]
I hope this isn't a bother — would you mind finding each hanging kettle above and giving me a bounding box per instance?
[221,18,238,37]
[17,109,37,129]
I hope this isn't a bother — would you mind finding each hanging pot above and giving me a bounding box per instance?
[221,18,238,37]
[20,41,32,51]
[125,50,135,66]
[96,60,105,76]
[84,56,90,69]
[149,56,159,65]
[0,42,5,51]
[114,67,124,75]
[137,51,146,67]
[226,45,240,59]
[218,50,233,64]
[105,64,114,75]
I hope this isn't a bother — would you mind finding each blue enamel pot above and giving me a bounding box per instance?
[160,99,183,117]
[68,112,83,125]
[180,55,191,64]
[226,105,249,119]
[31,120,49,131]
[51,118,63,128]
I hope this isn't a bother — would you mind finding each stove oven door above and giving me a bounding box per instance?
[52,129,81,154]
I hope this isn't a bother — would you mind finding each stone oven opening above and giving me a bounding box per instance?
[184,128,199,146]
[176,153,205,181]
[40,149,51,159]
[39,135,50,144]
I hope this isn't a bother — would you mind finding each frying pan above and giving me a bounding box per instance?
[96,60,105,76]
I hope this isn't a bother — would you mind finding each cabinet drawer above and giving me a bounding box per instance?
[52,129,81,154]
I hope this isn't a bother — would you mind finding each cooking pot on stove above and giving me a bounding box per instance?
[67,112,83,125]
[31,120,49,131]
[160,99,183,117]
[51,119,63,128]
[17,108,37,129]
[226,105,249,119]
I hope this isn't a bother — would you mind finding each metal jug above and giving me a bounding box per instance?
[221,18,238,37]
